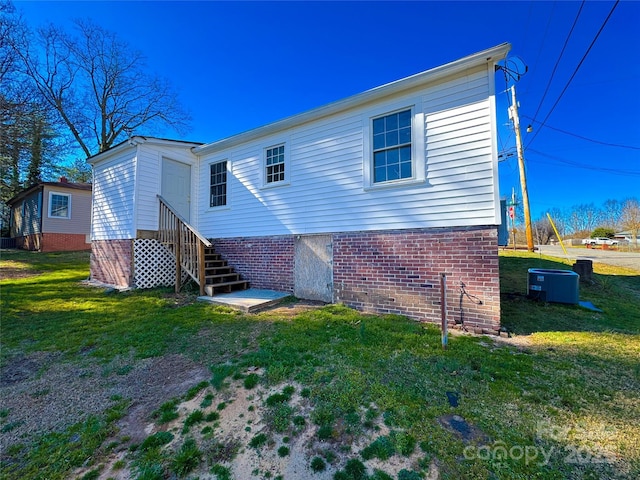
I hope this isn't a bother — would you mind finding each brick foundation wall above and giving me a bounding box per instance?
[212,236,295,293]
[41,233,91,252]
[15,233,90,252]
[90,239,133,287]
[333,226,501,333]
[212,227,500,332]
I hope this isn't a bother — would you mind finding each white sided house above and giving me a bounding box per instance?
[88,44,510,333]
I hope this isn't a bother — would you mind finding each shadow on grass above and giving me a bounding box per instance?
[499,254,640,336]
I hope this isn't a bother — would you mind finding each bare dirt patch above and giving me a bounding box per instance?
[258,299,326,319]
[72,371,434,480]
[112,354,210,444]
[0,351,59,386]
[161,290,200,308]
[0,352,209,450]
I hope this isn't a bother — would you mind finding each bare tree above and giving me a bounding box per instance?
[0,0,20,83]
[1,0,23,194]
[567,203,601,236]
[620,198,640,247]
[15,19,190,157]
[532,215,555,245]
[601,199,622,231]
[1,1,56,199]
[547,207,567,238]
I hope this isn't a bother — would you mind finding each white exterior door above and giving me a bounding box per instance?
[161,158,191,222]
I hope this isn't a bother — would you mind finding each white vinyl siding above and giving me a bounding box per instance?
[197,67,497,238]
[87,46,509,244]
[135,146,161,232]
[90,141,198,240]
[135,143,198,231]
[91,153,136,240]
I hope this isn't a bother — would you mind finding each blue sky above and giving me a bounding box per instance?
[15,0,640,220]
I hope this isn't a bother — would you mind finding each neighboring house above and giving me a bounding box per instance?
[614,230,640,244]
[88,44,510,333]
[7,178,92,252]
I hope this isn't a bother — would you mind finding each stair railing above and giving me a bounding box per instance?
[157,195,212,295]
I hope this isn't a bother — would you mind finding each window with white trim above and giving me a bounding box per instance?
[49,192,70,218]
[265,144,285,184]
[372,109,413,183]
[210,161,227,207]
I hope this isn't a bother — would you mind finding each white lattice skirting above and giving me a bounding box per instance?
[133,239,187,289]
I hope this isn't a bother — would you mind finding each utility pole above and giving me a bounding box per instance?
[509,85,534,252]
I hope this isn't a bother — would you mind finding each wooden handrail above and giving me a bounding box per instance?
[157,195,212,246]
[157,195,212,295]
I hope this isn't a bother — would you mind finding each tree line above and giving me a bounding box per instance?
[529,198,640,245]
[1,0,190,228]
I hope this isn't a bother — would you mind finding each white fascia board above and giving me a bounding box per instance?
[86,137,201,165]
[86,142,136,165]
[194,43,511,156]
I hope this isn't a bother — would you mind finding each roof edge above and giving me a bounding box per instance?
[86,136,203,164]
[6,181,92,205]
[194,43,511,155]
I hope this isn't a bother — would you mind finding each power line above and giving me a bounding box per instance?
[526,0,621,150]
[523,115,640,150]
[528,148,640,176]
[530,0,586,126]
[527,1,557,97]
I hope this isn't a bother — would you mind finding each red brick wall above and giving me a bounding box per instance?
[15,233,90,252]
[212,227,500,332]
[212,236,295,293]
[333,226,501,333]
[41,233,91,252]
[90,240,133,287]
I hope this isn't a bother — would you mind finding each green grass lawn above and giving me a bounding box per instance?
[1,249,638,480]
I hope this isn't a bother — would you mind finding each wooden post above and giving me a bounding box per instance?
[198,241,206,296]
[175,225,181,293]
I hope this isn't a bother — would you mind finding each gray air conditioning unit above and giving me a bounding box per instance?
[527,268,579,304]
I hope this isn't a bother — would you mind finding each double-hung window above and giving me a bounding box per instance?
[49,192,70,218]
[265,145,285,184]
[372,109,413,183]
[210,161,227,208]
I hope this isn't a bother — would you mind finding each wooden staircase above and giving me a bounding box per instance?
[203,246,249,296]
[158,195,249,296]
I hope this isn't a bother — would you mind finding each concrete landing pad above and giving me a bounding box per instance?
[198,289,290,313]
